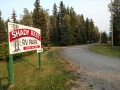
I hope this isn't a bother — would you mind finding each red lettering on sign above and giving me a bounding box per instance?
[9,29,41,42]
[23,45,40,50]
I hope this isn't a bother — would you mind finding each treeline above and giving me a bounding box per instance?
[0,0,100,46]
[50,2,100,46]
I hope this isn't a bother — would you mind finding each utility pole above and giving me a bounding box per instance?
[110,0,113,48]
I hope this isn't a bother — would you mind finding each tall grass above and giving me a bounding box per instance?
[91,44,120,58]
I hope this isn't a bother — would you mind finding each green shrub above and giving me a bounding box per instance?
[0,42,9,60]
[0,42,36,61]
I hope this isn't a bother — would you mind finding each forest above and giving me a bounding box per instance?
[0,0,100,47]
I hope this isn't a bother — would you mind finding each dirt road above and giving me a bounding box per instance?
[62,44,120,90]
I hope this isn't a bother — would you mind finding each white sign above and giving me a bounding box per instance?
[37,48,43,53]
[8,22,41,54]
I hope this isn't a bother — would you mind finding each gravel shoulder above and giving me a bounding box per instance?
[62,44,120,90]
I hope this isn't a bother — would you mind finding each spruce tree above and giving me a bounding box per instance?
[80,14,87,44]
[0,11,7,43]
[4,18,10,41]
[61,14,71,45]
[20,8,33,26]
[50,3,58,45]
[11,9,17,23]
[89,19,95,43]
[5,18,10,31]
[101,31,108,45]
[42,10,50,46]
[69,7,77,44]
[32,0,41,29]
[76,24,82,44]
[76,14,87,44]
[57,1,66,45]
[66,6,70,15]
[32,0,50,46]
[85,18,90,43]
[94,26,100,42]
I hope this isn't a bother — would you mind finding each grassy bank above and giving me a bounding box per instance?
[91,44,120,58]
[0,48,74,90]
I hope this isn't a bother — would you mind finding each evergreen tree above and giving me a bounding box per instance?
[69,7,77,44]
[85,18,90,43]
[20,8,33,26]
[32,0,41,29]
[94,26,100,42]
[76,14,87,44]
[80,14,87,44]
[50,3,58,45]
[53,3,58,18]
[4,18,10,41]
[76,24,82,44]
[89,19,94,43]
[11,9,17,23]
[0,11,1,21]
[42,10,50,46]
[56,12,61,45]
[32,0,50,46]
[101,31,108,45]
[59,1,66,18]
[5,18,10,31]
[61,14,71,45]
[57,1,66,45]
[66,6,70,15]
[0,11,7,43]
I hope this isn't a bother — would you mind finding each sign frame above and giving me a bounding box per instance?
[8,22,42,85]
[8,22,41,54]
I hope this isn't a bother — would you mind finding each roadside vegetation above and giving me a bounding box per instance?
[0,48,78,90]
[91,44,120,58]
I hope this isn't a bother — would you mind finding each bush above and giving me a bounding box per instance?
[0,42,36,61]
[0,42,9,60]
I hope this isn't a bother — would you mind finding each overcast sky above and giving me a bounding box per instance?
[0,0,111,33]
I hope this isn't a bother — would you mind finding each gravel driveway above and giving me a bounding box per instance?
[62,44,120,90]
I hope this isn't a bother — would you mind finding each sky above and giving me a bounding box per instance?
[0,0,111,34]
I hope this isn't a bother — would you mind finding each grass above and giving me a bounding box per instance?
[91,44,120,58]
[0,48,74,90]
